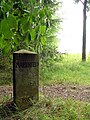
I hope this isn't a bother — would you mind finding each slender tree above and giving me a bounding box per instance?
[82,0,87,61]
[74,0,87,61]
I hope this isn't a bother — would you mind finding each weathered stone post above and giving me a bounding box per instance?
[13,49,39,109]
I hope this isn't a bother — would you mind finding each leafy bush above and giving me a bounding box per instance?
[0,0,62,85]
[0,0,61,65]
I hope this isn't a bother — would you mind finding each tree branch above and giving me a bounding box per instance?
[80,0,84,5]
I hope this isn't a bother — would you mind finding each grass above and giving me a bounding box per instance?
[0,66,12,85]
[0,54,90,119]
[41,54,90,85]
[0,97,90,120]
[1,54,90,85]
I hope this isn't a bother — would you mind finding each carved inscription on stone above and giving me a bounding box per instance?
[15,62,39,68]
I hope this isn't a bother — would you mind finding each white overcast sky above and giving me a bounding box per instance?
[57,0,90,53]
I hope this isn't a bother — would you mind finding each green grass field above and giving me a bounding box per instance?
[41,54,90,85]
[0,54,90,120]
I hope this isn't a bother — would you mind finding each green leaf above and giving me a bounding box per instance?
[20,16,29,25]
[39,25,46,35]
[0,23,1,34]
[13,38,19,45]
[2,44,11,54]
[1,19,13,39]
[1,1,13,12]
[22,22,30,33]
[30,29,36,41]
[39,9,45,18]
[41,36,46,45]
[25,39,29,46]
[7,15,17,29]
[0,35,5,48]
[25,33,30,46]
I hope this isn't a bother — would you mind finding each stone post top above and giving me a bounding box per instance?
[14,49,37,54]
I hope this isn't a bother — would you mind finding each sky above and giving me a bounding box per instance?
[57,0,90,54]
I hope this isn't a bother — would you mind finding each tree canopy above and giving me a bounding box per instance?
[74,0,90,10]
[0,0,61,56]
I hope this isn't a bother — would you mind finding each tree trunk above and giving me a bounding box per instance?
[82,0,87,61]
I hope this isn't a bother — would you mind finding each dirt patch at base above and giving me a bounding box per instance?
[0,84,90,103]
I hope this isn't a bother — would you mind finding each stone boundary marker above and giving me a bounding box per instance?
[13,49,39,109]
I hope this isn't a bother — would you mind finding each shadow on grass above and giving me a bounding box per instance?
[0,101,21,119]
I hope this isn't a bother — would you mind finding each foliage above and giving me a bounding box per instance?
[0,0,61,65]
[0,0,62,69]
[40,26,59,80]
[40,12,62,79]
